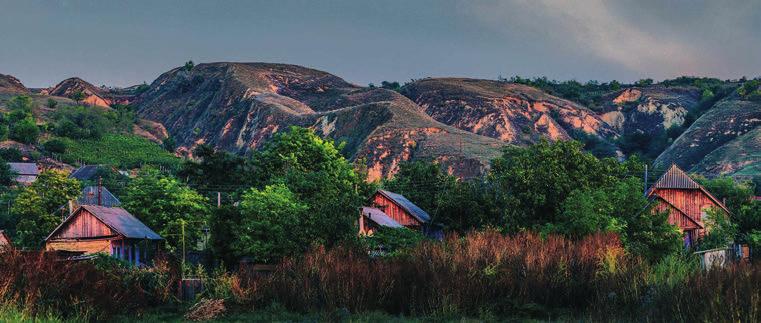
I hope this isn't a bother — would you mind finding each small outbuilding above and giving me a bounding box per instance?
[8,162,39,185]
[45,205,162,265]
[362,190,443,239]
[69,165,102,181]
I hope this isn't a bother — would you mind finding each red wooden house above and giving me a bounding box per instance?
[45,204,163,265]
[0,230,12,251]
[647,164,730,247]
[360,190,442,239]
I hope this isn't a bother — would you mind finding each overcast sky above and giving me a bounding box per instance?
[1,0,759,88]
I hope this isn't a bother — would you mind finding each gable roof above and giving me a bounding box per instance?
[649,164,731,214]
[652,164,701,189]
[69,165,100,181]
[46,205,162,241]
[0,230,11,248]
[78,186,121,207]
[361,207,403,228]
[8,162,38,175]
[377,190,431,223]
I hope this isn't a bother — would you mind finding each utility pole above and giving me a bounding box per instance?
[181,219,186,279]
[217,192,221,208]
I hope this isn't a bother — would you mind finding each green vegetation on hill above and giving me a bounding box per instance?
[57,134,179,169]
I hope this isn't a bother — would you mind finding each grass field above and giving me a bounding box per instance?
[57,134,180,169]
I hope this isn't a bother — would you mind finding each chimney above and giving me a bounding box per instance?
[97,177,103,206]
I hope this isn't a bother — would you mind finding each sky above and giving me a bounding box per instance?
[1,0,759,88]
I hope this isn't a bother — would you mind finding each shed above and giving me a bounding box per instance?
[45,205,162,265]
[647,164,730,247]
[359,206,403,236]
[8,162,39,185]
[366,190,443,239]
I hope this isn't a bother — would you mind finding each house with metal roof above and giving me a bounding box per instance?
[45,205,162,265]
[362,190,443,239]
[8,162,39,185]
[647,164,730,248]
[69,165,101,181]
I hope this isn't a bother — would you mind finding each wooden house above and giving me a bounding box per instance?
[8,162,39,185]
[45,205,162,265]
[647,164,730,247]
[363,190,443,239]
[0,230,12,251]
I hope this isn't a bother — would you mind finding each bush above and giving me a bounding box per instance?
[42,138,68,154]
[9,119,39,144]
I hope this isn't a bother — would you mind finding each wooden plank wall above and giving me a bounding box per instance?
[51,209,114,239]
[46,239,112,254]
[653,188,721,223]
[371,194,420,227]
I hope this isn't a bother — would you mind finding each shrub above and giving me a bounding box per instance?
[9,119,39,144]
[42,138,68,154]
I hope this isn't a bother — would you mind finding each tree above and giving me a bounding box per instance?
[69,91,86,105]
[46,98,58,110]
[694,176,753,213]
[0,158,16,188]
[489,140,643,231]
[558,177,681,260]
[178,144,250,194]
[184,61,195,71]
[700,208,738,250]
[7,95,33,115]
[121,169,210,252]
[251,126,365,246]
[232,184,308,263]
[12,170,81,249]
[9,118,39,144]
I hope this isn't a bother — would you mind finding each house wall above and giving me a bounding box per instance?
[46,238,113,254]
[652,199,700,230]
[371,194,421,227]
[49,209,115,239]
[652,188,723,224]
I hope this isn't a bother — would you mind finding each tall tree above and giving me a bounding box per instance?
[252,126,365,246]
[12,170,80,249]
[122,169,210,252]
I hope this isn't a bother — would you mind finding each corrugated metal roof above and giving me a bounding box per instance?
[69,165,100,181]
[8,163,39,175]
[652,164,701,189]
[78,186,121,207]
[378,190,431,223]
[81,205,162,240]
[361,207,403,228]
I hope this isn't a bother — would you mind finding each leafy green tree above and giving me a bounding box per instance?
[122,169,210,252]
[69,91,86,105]
[183,61,195,71]
[489,140,642,231]
[700,208,738,250]
[233,184,308,263]
[178,144,250,195]
[43,138,68,154]
[208,205,242,266]
[12,170,80,249]
[252,126,365,246]
[7,95,33,115]
[9,118,39,144]
[694,176,753,213]
[0,158,16,187]
[52,105,111,139]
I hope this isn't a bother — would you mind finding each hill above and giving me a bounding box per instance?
[0,74,28,94]
[135,63,504,180]
[655,92,761,175]
[401,78,617,145]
